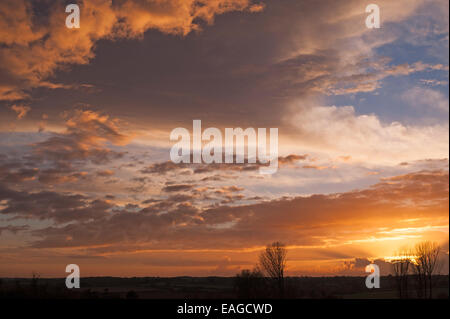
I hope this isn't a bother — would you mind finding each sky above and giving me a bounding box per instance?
[0,0,448,277]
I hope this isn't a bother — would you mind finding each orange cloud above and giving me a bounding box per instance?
[10,104,30,119]
[1,169,447,276]
[0,0,263,100]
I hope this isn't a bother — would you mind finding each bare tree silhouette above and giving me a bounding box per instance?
[413,241,441,298]
[259,242,287,298]
[391,249,412,298]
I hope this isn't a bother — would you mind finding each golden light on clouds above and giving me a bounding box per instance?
[0,0,448,278]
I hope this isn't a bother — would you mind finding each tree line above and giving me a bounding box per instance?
[235,240,445,299]
[391,241,442,299]
[235,242,287,298]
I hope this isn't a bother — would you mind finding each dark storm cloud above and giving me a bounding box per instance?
[0,0,263,100]
[11,0,440,132]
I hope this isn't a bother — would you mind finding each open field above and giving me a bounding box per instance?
[0,275,448,299]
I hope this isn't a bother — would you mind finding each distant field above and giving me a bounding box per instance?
[1,275,448,299]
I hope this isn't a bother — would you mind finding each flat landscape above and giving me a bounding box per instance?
[1,276,448,299]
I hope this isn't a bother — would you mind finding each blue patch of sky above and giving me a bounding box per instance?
[327,34,448,124]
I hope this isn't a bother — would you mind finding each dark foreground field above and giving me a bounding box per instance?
[0,275,448,299]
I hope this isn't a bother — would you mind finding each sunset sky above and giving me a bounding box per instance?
[0,0,448,277]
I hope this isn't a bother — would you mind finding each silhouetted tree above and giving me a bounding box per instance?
[413,241,440,298]
[391,249,412,298]
[259,242,287,298]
